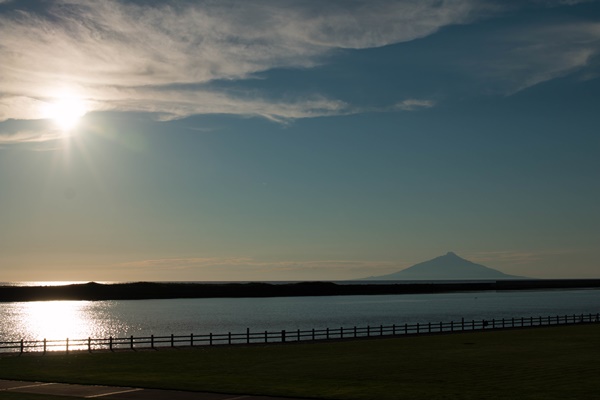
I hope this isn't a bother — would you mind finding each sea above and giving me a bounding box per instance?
[0,281,599,343]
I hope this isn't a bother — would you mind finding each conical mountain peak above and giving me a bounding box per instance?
[365,252,525,280]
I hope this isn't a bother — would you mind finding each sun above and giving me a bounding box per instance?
[44,95,88,132]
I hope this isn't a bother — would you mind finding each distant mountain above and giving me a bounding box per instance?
[366,252,525,280]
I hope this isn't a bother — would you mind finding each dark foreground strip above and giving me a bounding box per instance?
[0,380,312,400]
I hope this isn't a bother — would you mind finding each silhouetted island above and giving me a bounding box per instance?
[364,252,525,280]
[1,280,600,302]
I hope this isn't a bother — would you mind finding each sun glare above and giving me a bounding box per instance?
[44,95,88,132]
[20,301,96,343]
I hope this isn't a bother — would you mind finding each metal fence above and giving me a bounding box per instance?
[1,312,598,354]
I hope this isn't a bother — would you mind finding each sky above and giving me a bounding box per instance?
[1,0,599,282]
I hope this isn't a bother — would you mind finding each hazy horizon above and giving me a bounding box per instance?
[1,1,599,282]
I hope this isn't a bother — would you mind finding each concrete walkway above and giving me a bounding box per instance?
[0,379,313,400]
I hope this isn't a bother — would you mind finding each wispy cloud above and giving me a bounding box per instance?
[0,115,65,145]
[471,22,600,93]
[0,0,478,130]
[0,129,63,145]
[116,256,401,280]
[1,1,596,143]
[394,99,436,111]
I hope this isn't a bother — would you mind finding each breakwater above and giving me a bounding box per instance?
[1,279,600,302]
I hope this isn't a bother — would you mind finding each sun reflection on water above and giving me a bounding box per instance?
[21,301,95,340]
[1,301,125,347]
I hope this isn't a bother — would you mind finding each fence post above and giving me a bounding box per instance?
[43,338,47,354]
[191,333,194,347]
[326,328,330,340]
[109,336,113,352]
[281,330,286,343]
[472,320,475,330]
[265,331,268,343]
[247,328,250,344]
[354,326,357,338]
[380,325,384,336]
[228,332,231,345]
[428,322,431,333]
[66,338,69,354]
[367,325,370,337]
[439,321,442,333]
[492,319,495,329]
[502,318,505,329]
[417,323,420,334]
[393,324,396,335]
[451,321,454,332]
[20,339,23,354]
[461,318,464,331]
[171,334,175,348]
[340,327,343,339]
[521,317,524,327]
[405,323,408,335]
[130,335,134,350]
[298,329,301,341]
[88,337,92,353]
[312,328,315,341]
[151,335,154,349]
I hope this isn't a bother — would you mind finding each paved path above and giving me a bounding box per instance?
[0,379,313,400]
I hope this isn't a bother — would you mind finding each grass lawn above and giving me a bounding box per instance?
[0,324,599,400]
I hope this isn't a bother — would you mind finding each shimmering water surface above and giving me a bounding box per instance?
[1,289,599,342]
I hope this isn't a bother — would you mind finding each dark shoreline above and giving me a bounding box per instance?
[1,279,600,302]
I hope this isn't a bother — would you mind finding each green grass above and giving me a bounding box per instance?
[1,325,599,400]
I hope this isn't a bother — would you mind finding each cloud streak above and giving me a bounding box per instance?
[394,99,436,111]
[0,129,63,145]
[469,21,600,94]
[116,256,401,280]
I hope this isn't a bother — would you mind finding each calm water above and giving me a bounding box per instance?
[1,288,599,342]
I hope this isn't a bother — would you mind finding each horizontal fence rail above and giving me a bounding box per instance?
[1,313,598,354]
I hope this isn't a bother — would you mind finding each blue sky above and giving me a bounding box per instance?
[1,0,599,281]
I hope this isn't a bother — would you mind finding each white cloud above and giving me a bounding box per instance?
[0,96,48,121]
[0,0,478,131]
